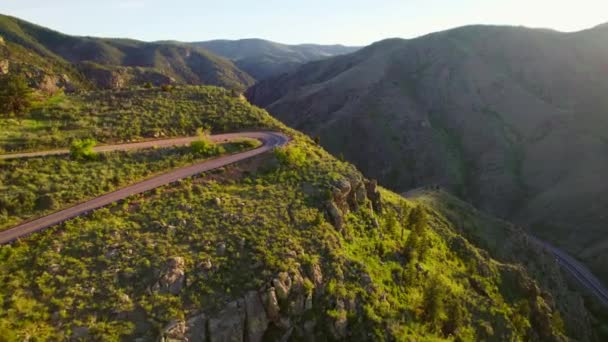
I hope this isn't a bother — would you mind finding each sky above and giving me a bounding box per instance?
[2,0,608,45]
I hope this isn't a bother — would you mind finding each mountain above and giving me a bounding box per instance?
[0,85,593,341]
[0,14,254,91]
[246,24,608,284]
[192,39,359,80]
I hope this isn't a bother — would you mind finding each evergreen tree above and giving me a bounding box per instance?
[0,73,33,116]
[423,275,446,331]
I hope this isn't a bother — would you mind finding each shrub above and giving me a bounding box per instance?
[190,130,223,156]
[35,194,56,211]
[70,138,98,160]
[0,74,33,116]
[274,145,308,168]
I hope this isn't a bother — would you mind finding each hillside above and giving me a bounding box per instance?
[0,14,254,91]
[0,86,593,341]
[246,24,608,285]
[193,39,358,80]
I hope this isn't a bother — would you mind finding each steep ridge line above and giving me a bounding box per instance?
[0,131,289,244]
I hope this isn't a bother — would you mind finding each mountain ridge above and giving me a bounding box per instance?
[246,22,608,287]
[0,14,254,91]
[192,38,359,80]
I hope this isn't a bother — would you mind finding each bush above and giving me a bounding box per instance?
[274,145,308,168]
[35,194,56,211]
[190,130,223,156]
[0,74,33,116]
[70,138,98,160]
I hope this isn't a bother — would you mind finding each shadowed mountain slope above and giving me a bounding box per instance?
[247,24,608,284]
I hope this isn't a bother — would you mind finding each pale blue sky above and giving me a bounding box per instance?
[2,0,607,45]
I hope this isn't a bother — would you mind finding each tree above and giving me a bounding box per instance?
[409,206,427,235]
[403,206,427,261]
[423,275,447,332]
[70,138,98,160]
[399,201,410,241]
[0,74,33,116]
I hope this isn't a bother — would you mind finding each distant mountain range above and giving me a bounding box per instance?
[0,14,357,92]
[192,39,358,80]
[247,23,608,284]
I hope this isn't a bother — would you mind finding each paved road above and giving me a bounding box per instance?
[0,132,271,160]
[527,234,608,305]
[0,131,289,244]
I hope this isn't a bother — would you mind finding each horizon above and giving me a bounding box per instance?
[2,0,607,46]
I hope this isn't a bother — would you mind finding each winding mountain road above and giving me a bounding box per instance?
[0,131,289,244]
[527,234,608,305]
[2,132,607,308]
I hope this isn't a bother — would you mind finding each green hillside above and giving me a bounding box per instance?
[0,14,254,91]
[0,86,593,341]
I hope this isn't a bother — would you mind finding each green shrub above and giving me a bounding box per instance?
[0,74,33,117]
[274,145,308,168]
[190,131,224,156]
[70,138,98,160]
[35,194,56,211]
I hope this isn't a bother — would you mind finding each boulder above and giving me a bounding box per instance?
[208,299,246,342]
[161,320,187,342]
[154,257,186,295]
[161,314,207,342]
[310,264,323,288]
[329,299,348,339]
[264,287,281,323]
[326,201,343,231]
[365,179,382,213]
[71,326,90,340]
[304,293,313,311]
[0,59,8,75]
[186,314,207,342]
[217,242,227,256]
[244,291,269,342]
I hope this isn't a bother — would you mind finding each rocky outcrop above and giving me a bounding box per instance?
[208,299,246,342]
[0,37,8,75]
[79,62,175,89]
[244,291,269,342]
[326,201,343,231]
[0,59,8,75]
[365,179,382,213]
[329,299,348,340]
[158,263,324,342]
[153,257,186,295]
[161,314,207,342]
[326,176,381,231]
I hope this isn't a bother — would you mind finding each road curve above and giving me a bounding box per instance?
[527,234,608,305]
[0,131,289,244]
[0,132,277,160]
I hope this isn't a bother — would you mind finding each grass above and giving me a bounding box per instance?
[0,86,282,153]
[0,140,256,231]
[0,86,582,341]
